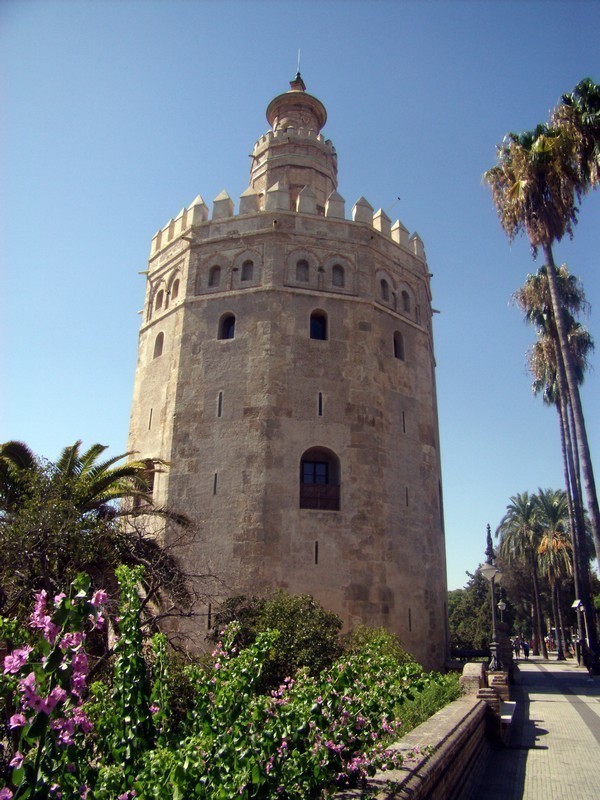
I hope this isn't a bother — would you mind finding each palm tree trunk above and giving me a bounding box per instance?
[551,581,566,660]
[532,560,548,658]
[543,245,600,575]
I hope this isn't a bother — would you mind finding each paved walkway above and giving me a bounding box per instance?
[468,656,600,799]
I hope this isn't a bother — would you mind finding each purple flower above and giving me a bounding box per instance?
[3,645,33,675]
[0,787,14,799]
[91,589,108,606]
[9,751,24,768]
[54,592,66,606]
[9,713,27,729]
[149,703,160,714]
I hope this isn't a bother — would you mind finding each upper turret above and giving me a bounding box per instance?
[249,73,338,214]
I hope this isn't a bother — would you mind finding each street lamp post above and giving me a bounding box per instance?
[481,524,503,672]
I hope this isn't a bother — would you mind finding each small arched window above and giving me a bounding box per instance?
[380,279,390,302]
[296,259,309,282]
[300,447,340,510]
[209,266,221,288]
[171,279,180,301]
[394,331,405,361]
[241,260,254,282]
[401,290,410,313]
[219,313,236,340]
[310,311,328,341]
[153,332,164,359]
[332,264,345,287]
[155,290,164,311]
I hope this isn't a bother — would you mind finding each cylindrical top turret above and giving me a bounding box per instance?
[250,74,337,214]
[266,72,327,134]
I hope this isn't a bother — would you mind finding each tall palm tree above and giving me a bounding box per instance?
[484,93,600,581]
[496,492,547,658]
[535,488,573,660]
[513,266,595,650]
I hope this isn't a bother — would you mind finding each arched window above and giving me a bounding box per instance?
[171,279,180,301]
[401,290,410,313]
[380,279,390,302]
[300,447,340,510]
[155,290,164,311]
[241,260,254,282]
[296,259,309,282]
[310,311,328,340]
[332,264,345,287]
[153,332,164,359]
[209,266,221,288]
[393,331,405,361]
[218,313,236,340]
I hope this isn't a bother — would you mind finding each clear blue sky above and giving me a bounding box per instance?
[2,0,599,591]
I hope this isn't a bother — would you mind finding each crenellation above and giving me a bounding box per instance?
[352,197,374,224]
[173,208,187,237]
[213,190,234,220]
[410,232,425,260]
[373,208,391,238]
[296,185,317,215]
[325,191,345,219]
[391,219,410,249]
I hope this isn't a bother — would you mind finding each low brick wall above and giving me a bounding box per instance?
[334,696,490,800]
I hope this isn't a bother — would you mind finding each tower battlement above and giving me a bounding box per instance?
[150,189,426,264]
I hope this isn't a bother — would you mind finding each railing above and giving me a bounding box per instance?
[300,483,340,511]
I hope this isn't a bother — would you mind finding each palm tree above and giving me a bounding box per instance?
[0,440,192,623]
[0,440,186,524]
[484,91,600,581]
[496,492,547,658]
[535,489,573,660]
[553,78,600,188]
[513,266,595,650]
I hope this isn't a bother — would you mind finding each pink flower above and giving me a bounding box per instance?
[9,751,24,768]
[54,592,66,606]
[0,787,14,799]
[9,713,27,729]
[3,645,33,674]
[150,703,160,714]
[60,632,83,651]
[91,589,108,606]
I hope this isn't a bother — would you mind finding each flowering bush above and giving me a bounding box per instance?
[0,574,106,799]
[2,571,457,799]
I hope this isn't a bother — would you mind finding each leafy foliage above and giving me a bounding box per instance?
[209,591,343,690]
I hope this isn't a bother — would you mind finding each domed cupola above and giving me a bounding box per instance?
[249,73,338,214]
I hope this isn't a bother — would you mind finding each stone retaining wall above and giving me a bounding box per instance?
[335,660,515,800]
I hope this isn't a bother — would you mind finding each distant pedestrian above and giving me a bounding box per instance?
[513,637,521,659]
[522,638,529,659]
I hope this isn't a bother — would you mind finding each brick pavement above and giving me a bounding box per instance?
[467,656,600,799]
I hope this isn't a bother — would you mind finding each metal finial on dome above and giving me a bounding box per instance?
[290,70,306,92]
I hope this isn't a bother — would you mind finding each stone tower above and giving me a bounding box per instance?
[128,75,448,670]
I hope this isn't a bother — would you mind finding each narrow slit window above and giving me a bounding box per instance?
[153,332,164,359]
[318,392,323,417]
[217,391,223,418]
[219,314,236,340]
[406,486,409,506]
[332,264,345,287]
[241,260,254,281]
[148,408,153,430]
[315,541,319,565]
[380,279,390,302]
[296,259,309,282]
[394,331,405,360]
[402,411,406,433]
[207,603,212,630]
[208,265,221,287]
[213,473,218,495]
[310,311,327,340]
